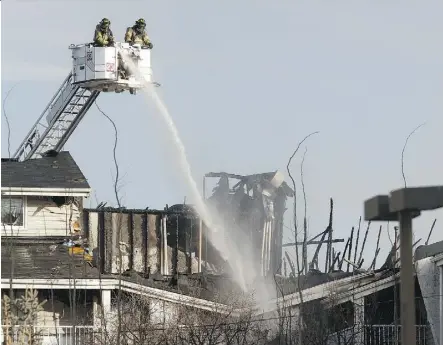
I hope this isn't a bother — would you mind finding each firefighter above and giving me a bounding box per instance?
[124,18,153,48]
[93,18,115,47]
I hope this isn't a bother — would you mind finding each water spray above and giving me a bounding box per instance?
[118,48,250,291]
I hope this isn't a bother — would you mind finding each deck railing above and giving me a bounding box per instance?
[1,323,434,345]
[1,325,95,345]
[364,324,432,345]
[327,324,432,345]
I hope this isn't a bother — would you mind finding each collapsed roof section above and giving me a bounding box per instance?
[204,171,294,277]
[204,171,294,201]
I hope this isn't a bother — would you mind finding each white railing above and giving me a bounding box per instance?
[327,324,432,345]
[1,325,95,345]
[364,324,431,345]
[1,324,434,345]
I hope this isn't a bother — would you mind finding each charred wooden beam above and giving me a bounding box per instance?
[371,225,382,270]
[353,216,362,266]
[339,237,350,270]
[357,221,371,266]
[425,219,437,245]
[285,251,297,278]
[347,227,355,273]
[370,248,380,270]
[283,239,344,247]
[325,198,334,272]
[330,251,341,272]
[309,229,329,270]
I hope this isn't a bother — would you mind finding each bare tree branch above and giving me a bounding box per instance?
[95,102,122,208]
[2,84,23,329]
[300,147,308,275]
[285,130,319,344]
[401,122,426,188]
[95,101,124,345]
[286,131,319,239]
[2,83,20,158]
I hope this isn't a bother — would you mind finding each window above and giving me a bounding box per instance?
[1,196,25,227]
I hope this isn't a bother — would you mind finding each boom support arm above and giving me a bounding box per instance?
[13,73,100,161]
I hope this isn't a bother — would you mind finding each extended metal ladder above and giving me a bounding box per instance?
[13,72,100,161]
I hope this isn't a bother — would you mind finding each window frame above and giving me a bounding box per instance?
[1,195,27,231]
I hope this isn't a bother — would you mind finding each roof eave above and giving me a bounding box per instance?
[0,278,236,315]
[1,187,91,197]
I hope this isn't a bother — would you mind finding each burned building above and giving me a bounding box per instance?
[2,151,439,345]
[80,170,293,287]
[203,171,294,277]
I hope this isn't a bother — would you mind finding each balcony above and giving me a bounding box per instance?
[1,325,95,345]
[1,323,435,345]
[364,324,432,345]
[328,324,432,345]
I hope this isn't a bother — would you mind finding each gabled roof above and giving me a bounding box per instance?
[1,151,90,190]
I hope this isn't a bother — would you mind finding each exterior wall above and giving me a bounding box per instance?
[85,209,203,276]
[86,211,161,275]
[1,195,83,237]
[416,257,440,345]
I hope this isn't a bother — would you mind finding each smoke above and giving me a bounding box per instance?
[118,47,277,305]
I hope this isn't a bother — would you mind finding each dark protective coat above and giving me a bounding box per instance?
[93,25,114,47]
[124,26,152,46]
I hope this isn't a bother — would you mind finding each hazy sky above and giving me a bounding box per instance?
[2,0,443,269]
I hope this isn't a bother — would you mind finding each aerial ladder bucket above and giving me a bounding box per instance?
[13,42,159,162]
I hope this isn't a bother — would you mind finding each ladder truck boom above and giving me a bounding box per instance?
[13,42,159,162]
[13,73,99,161]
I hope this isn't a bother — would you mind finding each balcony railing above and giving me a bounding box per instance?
[327,324,432,345]
[1,323,434,345]
[364,324,431,345]
[1,325,95,345]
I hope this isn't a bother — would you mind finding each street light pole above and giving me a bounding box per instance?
[364,186,443,345]
[399,210,415,345]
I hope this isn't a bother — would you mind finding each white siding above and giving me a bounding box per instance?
[2,196,83,237]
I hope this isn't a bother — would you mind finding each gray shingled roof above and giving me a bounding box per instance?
[1,151,90,189]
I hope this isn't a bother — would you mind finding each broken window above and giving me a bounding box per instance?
[1,196,25,227]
